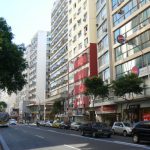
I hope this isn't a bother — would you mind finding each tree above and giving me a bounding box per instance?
[51,101,62,115]
[84,76,109,121]
[112,73,144,121]
[0,101,7,112]
[112,73,143,100]
[0,17,27,94]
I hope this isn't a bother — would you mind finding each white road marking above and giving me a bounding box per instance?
[35,135,44,139]
[64,144,81,150]
[28,126,150,149]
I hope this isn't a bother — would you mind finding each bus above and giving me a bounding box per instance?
[0,112,9,127]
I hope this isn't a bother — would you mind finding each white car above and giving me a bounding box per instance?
[70,122,81,130]
[45,120,53,127]
[112,122,132,136]
[9,119,17,125]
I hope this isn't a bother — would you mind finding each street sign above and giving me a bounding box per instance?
[117,35,125,44]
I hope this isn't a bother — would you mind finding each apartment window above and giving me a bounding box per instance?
[84,25,88,35]
[73,35,77,42]
[113,0,150,26]
[69,40,72,46]
[83,0,87,9]
[83,13,87,22]
[115,30,150,61]
[114,8,150,43]
[99,68,110,81]
[69,51,72,57]
[77,7,81,15]
[69,8,72,14]
[116,52,150,78]
[69,18,72,24]
[74,3,76,8]
[96,0,105,11]
[74,47,77,54]
[78,43,82,50]
[97,5,107,23]
[84,38,88,47]
[73,13,76,20]
[77,19,81,26]
[69,0,72,5]
[78,31,82,38]
[69,29,72,37]
[97,20,107,40]
[99,51,109,66]
[97,35,109,52]
[73,24,77,30]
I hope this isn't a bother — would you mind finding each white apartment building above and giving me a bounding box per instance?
[67,0,97,121]
[46,0,68,110]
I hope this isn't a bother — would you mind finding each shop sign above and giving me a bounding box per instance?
[143,114,150,121]
[139,65,150,77]
[117,35,125,44]
[131,66,139,75]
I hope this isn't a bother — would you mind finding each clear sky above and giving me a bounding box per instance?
[0,0,52,46]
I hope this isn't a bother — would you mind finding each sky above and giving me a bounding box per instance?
[0,0,53,46]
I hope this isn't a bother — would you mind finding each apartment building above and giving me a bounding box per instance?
[27,31,47,121]
[110,0,150,122]
[67,0,97,121]
[46,0,68,111]
[95,0,150,123]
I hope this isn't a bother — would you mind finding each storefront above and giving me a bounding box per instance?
[95,105,118,126]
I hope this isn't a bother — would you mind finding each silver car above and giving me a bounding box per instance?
[112,122,132,136]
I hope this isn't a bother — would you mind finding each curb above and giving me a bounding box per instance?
[0,135,10,150]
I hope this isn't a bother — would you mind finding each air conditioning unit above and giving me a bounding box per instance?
[102,28,107,32]
[117,9,124,14]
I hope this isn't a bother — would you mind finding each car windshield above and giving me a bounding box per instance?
[123,123,131,127]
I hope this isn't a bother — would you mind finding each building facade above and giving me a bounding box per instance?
[46,0,68,113]
[111,0,150,122]
[27,31,47,121]
[67,0,97,122]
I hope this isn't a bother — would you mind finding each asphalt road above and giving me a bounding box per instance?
[0,125,150,150]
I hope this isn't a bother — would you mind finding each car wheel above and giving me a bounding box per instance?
[81,131,85,136]
[123,131,127,137]
[107,134,111,138]
[133,134,140,143]
[92,132,97,138]
[112,129,115,135]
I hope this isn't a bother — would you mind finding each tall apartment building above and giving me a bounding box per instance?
[96,0,150,123]
[28,31,47,120]
[67,0,97,121]
[110,0,150,122]
[47,0,68,109]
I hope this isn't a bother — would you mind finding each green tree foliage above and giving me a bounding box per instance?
[84,76,109,106]
[112,73,143,100]
[51,101,62,115]
[0,17,27,94]
[0,101,7,112]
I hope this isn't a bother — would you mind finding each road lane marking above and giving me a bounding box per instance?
[0,135,10,150]
[35,135,44,139]
[28,126,150,149]
[64,144,81,150]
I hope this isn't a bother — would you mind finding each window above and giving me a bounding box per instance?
[73,24,77,30]
[84,38,88,47]
[74,47,77,54]
[69,18,72,24]
[78,43,82,50]
[78,31,82,38]
[99,68,110,81]
[77,19,81,26]
[97,35,109,52]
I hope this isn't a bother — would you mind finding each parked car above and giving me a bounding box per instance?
[80,122,112,138]
[112,122,132,136]
[39,120,46,126]
[132,121,150,143]
[52,120,61,128]
[60,121,70,129]
[45,120,53,127]
[9,119,17,125]
[70,122,81,130]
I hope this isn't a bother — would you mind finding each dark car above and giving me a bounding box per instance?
[132,121,150,143]
[80,122,112,138]
[60,121,70,129]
